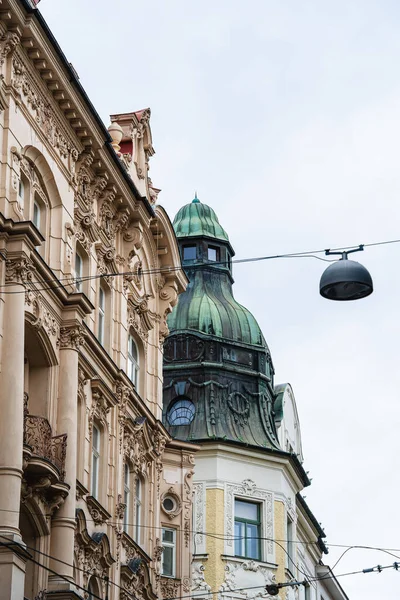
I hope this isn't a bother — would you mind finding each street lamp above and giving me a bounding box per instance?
[319,245,373,301]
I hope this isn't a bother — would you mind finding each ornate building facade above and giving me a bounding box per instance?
[0,1,198,599]
[163,198,349,600]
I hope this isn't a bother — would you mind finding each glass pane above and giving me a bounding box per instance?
[162,545,174,577]
[208,247,218,261]
[234,520,245,556]
[235,500,258,521]
[183,246,196,260]
[246,523,260,559]
[162,529,174,543]
[33,202,40,229]
[167,398,195,426]
[93,426,99,450]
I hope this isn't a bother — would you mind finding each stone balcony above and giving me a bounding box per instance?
[22,393,69,511]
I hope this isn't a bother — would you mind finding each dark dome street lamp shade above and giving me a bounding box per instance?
[320,252,373,301]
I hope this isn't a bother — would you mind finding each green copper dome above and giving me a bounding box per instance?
[173,195,230,242]
[167,269,266,346]
[168,197,268,348]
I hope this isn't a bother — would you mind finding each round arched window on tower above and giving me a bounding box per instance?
[167,397,195,426]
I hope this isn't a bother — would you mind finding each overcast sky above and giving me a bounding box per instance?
[40,1,400,598]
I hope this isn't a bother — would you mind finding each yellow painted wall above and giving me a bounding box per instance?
[204,488,225,592]
[274,500,286,600]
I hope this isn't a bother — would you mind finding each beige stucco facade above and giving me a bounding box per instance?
[0,1,198,599]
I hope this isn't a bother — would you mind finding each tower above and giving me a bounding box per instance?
[162,197,326,599]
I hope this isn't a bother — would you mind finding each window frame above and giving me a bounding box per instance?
[75,251,83,293]
[207,245,219,262]
[182,245,197,261]
[167,397,196,426]
[234,498,262,560]
[98,284,106,344]
[286,516,294,571]
[33,199,41,230]
[134,478,142,543]
[127,334,139,388]
[123,463,131,534]
[91,424,100,499]
[161,527,177,578]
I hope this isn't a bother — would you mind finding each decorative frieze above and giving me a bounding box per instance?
[11,51,80,163]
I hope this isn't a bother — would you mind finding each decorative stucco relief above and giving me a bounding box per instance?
[219,560,276,600]
[193,482,206,553]
[11,51,80,164]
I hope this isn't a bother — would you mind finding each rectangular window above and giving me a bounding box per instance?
[135,479,142,542]
[91,425,100,499]
[33,200,41,230]
[287,517,294,570]
[98,286,105,344]
[75,252,83,292]
[128,335,139,388]
[208,246,219,261]
[183,245,196,260]
[123,464,130,534]
[161,528,176,577]
[234,499,261,560]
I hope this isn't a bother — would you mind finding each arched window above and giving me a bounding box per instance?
[134,478,142,543]
[167,398,196,426]
[91,424,100,499]
[123,463,131,534]
[88,576,102,600]
[127,335,139,388]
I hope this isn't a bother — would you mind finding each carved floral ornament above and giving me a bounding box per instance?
[57,324,86,350]
[6,256,35,285]
[25,291,59,338]
[75,509,115,595]
[0,27,20,67]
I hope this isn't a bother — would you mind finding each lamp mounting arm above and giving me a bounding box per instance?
[325,244,364,260]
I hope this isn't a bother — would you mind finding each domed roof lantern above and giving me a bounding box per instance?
[320,246,373,301]
[173,194,230,242]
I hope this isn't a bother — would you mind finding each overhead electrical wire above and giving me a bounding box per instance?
[1,535,398,600]
[0,236,400,294]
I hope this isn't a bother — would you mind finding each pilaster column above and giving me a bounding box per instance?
[49,323,85,589]
[0,257,29,598]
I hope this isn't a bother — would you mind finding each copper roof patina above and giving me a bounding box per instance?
[173,195,230,242]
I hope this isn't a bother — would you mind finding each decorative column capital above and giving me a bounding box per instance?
[0,30,20,67]
[57,324,86,351]
[5,257,35,285]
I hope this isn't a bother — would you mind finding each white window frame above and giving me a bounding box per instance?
[91,424,100,499]
[286,516,294,571]
[98,285,105,344]
[127,335,139,387]
[124,463,131,534]
[135,478,142,542]
[161,527,176,578]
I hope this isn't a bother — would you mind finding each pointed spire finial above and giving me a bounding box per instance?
[192,191,200,203]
